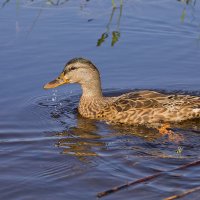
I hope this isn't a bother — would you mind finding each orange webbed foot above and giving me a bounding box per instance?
[158,123,184,143]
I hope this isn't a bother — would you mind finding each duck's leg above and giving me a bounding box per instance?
[158,123,184,143]
[158,123,171,135]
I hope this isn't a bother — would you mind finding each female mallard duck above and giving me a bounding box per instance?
[44,58,200,128]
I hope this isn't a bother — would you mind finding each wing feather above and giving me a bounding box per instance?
[112,90,200,112]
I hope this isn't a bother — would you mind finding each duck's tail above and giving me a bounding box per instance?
[191,101,200,118]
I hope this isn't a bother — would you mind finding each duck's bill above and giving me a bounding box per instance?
[43,73,69,89]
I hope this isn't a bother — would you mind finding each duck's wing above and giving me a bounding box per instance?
[112,91,162,112]
[112,90,200,112]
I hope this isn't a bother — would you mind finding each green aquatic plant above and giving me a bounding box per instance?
[112,0,116,8]
[97,33,109,46]
[97,3,123,47]
[111,31,120,46]
[180,8,186,22]
[112,0,123,8]
[111,2,122,46]
[177,0,196,4]
[177,0,200,39]
[177,0,197,22]
[97,7,116,47]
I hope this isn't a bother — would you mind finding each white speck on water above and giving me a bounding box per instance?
[52,89,57,102]
[52,97,56,102]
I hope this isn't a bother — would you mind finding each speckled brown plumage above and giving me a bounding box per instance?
[44,58,200,126]
[79,90,200,125]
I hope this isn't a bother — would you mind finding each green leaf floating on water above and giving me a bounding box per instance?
[111,31,120,46]
[97,32,109,46]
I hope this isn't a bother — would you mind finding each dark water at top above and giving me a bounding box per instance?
[1,0,200,199]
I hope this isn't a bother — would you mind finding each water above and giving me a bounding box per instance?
[1,0,200,199]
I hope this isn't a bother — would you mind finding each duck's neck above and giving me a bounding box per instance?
[81,80,103,100]
[78,80,104,119]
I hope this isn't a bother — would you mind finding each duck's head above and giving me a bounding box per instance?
[44,58,100,89]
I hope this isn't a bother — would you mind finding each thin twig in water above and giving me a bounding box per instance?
[97,159,200,198]
[164,186,200,200]
[97,173,161,198]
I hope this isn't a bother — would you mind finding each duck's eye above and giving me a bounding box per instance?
[70,66,76,71]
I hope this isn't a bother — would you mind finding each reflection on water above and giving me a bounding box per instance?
[1,0,70,8]
[1,0,200,199]
[112,0,123,8]
[2,0,200,45]
[56,116,103,157]
[178,0,199,28]
[3,0,124,46]
[178,0,196,5]
[41,91,200,161]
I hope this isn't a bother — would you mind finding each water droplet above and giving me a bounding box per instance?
[52,97,56,102]
[52,89,58,102]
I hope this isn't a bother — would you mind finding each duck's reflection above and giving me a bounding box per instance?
[47,90,200,159]
[53,109,200,160]
[54,115,163,157]
[55,114,103,157]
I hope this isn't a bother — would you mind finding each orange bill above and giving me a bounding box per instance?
[43,73,69,89]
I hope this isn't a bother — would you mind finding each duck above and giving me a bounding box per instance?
[44,58,200,131]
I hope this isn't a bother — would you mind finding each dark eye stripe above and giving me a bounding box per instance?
[63,66,76,75]
[70,66,76,71]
